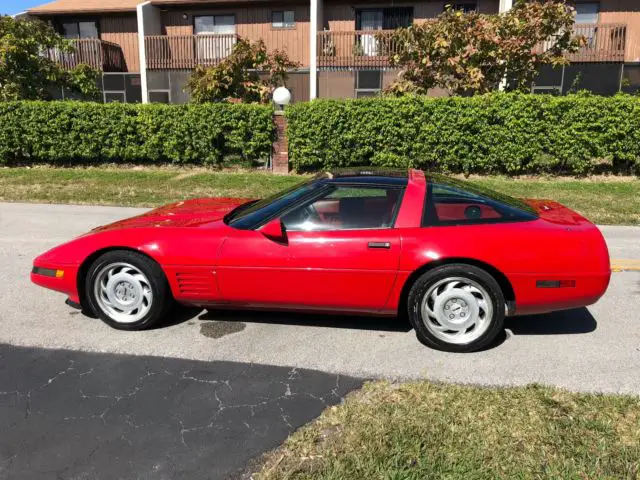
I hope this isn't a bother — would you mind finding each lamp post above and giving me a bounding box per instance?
[271,87,291,174]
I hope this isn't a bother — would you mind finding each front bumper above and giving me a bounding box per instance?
[31,263,81,304]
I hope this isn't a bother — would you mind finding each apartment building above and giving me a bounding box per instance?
[23,0,640,103]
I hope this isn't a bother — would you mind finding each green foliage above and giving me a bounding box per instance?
[0,102,274,165]
[385,1,583,95]
[0,16,101,100]
[65,64,101,100]
[187,38,299,104]
[286,93,640,175]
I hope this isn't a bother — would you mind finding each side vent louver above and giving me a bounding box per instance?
[175,271,214,297]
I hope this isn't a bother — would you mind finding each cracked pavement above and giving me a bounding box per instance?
[0,344,361,479]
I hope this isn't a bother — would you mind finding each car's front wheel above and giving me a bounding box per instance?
[85,250,171,330]
[407,264,505,352]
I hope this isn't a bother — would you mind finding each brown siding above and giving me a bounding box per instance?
[596,0,640,61]
[162,5,310,66]
[318,70,355,98]
[325,0,499,30]
[100,14,140,72]
[287,72,310,102]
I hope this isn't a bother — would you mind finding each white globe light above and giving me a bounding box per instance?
[272,87,292,107]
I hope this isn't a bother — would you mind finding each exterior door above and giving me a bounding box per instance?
[195,15,236,62]
[358,10,383,56]
[575,3,600,49]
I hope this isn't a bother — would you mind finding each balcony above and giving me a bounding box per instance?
[318,23,627,69]
[565,23,626,62]
[145,34,239,70]
[45,39,126,72]
[318,31,399,69]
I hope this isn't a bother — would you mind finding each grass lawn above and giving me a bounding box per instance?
[254,381,640,480]
[0,167,638,225]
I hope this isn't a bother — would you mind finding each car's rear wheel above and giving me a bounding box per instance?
[85,250,171,330]
[407,264,505,352]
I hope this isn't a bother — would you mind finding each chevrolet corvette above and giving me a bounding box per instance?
[31,169,611,352]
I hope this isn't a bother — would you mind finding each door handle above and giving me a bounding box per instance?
[368,242,391,249]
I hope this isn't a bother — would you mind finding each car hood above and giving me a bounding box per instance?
[92,197,253,232]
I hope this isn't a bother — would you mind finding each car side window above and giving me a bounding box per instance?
[423,183,535,226]
[281,185,403,231]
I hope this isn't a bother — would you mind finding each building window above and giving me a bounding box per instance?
[355,7,413,30]
[149,91,171,104]
[355,70,382,98]
[575,2,599,24]
[448,3,478,13]
[104,92,125,103]
[60,20,99,39]
[194,15,236,34]
[272,11,295,28]
[102,73,143,104]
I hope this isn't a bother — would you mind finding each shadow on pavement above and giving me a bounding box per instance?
[160,305,205,328]
[158,305,597,351]
[170,306,597,338]
[506,307,597,335]
[198,309,413,333]
[0,344,362,480]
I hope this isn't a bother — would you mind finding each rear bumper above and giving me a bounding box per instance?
[510,271,611,316]
[31,263,81,304]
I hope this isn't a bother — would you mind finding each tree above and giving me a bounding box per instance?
[384,0,584,96]
[187,38,300,103]
[0,15,100,101]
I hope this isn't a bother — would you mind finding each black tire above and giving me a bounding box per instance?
[407,264,505,353]
[84,250,172,330]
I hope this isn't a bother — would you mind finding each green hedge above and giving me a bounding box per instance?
[286,93,640,174]
[0,102,273,165]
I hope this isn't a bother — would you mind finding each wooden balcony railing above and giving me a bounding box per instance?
[562,23,626,62]
[318,30,400,68]
[45,39,125,72]
[145,34,239,70]
[319,23,627,69]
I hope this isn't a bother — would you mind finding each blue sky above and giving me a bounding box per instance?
[1,0,45,15]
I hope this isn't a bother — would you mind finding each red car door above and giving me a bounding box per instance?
[284,229,401,311]
[216,227,401,312]
[215,227,293,306]
[216,184,405,312]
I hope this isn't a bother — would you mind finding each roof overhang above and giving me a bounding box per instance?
[27,0,139,15]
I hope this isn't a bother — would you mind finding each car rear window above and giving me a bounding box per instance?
[422,176,538,226]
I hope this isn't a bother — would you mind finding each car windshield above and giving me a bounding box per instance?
[225,173,329,229]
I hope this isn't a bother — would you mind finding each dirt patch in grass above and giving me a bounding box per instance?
[252,380,640,480]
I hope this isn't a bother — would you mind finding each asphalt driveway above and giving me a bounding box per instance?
[1,202,639,393]
[0,344,361,479]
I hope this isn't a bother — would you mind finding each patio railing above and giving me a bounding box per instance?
[145,34,239,70]
[45,39,125,72]
[318,23,627,69]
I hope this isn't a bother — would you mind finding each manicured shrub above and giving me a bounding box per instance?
[286,93,640,175]
[0,101,274,165]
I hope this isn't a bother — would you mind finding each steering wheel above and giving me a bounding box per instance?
[302,204,321,223]
[464,205,482,220]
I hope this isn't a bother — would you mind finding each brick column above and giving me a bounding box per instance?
[272,111,289,174]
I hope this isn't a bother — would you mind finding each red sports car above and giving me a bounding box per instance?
[31,169,610,352]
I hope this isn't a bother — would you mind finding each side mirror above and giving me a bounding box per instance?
[260,218,287,244]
